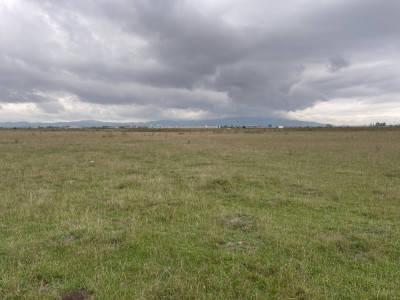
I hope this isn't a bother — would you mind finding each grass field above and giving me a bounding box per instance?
[0,128,399,299]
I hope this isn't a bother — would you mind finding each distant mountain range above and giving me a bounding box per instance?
[0,117,327,128]
[145,117,327,127]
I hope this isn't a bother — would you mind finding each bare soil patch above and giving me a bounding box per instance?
[60,289,90,300]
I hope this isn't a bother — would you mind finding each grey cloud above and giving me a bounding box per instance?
[0,0,399,121]
[328,55,350,72]
[35,100,65,114]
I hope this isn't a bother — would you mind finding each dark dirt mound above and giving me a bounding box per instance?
[60,289,90,300]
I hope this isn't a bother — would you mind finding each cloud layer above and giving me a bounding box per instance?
[0,0,399,124]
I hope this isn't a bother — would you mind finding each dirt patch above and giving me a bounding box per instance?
[60,289,90,300]
[228,217,241,224]
[225,240,243,246]
[65,179,77,184]
[227,215,254,233]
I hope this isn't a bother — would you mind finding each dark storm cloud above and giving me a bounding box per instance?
[328,55,350,72]
[0,0,399,121]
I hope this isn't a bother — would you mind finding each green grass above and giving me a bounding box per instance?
[0,128,399,299]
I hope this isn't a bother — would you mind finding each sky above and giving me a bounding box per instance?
[0,0,399,125]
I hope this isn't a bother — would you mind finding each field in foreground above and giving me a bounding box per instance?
[0,128,399,299]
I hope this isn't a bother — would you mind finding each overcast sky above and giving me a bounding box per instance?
[1,0,399,125]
